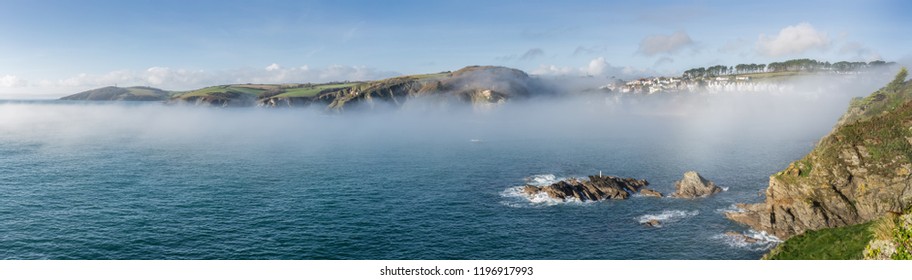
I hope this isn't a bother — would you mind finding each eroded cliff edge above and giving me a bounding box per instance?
[727,68,912,239]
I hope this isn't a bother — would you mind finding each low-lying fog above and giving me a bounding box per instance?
[0,72,896,152]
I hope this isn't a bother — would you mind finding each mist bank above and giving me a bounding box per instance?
[55,62,901,113]
[4,70,895,151]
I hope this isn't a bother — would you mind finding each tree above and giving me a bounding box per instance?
[888,67,908,92]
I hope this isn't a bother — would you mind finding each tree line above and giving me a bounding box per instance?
[682,59,892,79]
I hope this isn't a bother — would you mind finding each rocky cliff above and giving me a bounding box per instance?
[727,68,912,239]
[62,66,542,109]
[260,65,540,110]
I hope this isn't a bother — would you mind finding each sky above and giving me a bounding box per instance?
[1,0,910,98]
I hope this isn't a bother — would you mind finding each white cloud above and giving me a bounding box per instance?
[587,57,609,75]
[572,45,606,56]
[496,48,545,61]
[532,57,654,79]
[637,31,694,56]
[531,65,577,76]
[519,48,545,60]
[718,38,750,53]
[5,65,400,97]
[756,23,830,57]
[654,57,675,67]
[839,42,882,62]
[0,75,28,87]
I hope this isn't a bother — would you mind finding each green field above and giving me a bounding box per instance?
[125,87,169,97]
[764,221,875,260]
[729,71,824,82]
[271,83,359,98]
[175,85,268,98]
[402,72,450,80]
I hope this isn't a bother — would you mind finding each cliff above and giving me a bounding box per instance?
[60,66,539,109]
[260,65,539,110]
[727,68,912,239]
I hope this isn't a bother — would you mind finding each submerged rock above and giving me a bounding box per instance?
[672,171,723,198]
[521,175,649,201]
[640,188,663,197]
[644,219,661,227]
[724,231,760,244]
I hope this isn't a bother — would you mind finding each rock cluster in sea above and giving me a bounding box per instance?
[672,171,723,198]
[521,175,661,201]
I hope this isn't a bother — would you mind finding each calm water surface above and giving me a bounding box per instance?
[0,97,850,259]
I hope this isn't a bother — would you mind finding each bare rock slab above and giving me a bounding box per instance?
[672,171,723,198]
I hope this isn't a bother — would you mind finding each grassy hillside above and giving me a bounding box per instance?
[63,66,535,108]
[269,83,359,98]
[61,86,171,101]
[764,221,875,260]
[765,206,912,260]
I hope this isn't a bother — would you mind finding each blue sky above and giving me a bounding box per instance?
[1,0,910,97]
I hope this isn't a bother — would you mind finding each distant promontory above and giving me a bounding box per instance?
[60,66,546,110]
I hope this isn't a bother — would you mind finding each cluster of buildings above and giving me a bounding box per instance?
[601,75,770,95]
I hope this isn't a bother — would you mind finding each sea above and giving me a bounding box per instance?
[0,84,884,259]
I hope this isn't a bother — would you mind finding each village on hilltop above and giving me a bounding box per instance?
[602,59,894,95]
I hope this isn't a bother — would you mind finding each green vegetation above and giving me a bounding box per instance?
[682,58,893,79]
[172,84,273,99]
[805,68,912,176]
[865,218,912,259]
[764,221,876,260]
[125,86,169,97]
[271,83,359,98]
[864,208,912,260]
[60,86,172,101]
[764,69,912,260]
[401,72,450,80]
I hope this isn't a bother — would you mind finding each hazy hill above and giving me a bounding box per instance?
[60,86,171,101]
[63,66,543,110]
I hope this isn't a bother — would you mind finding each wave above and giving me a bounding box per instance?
[499,186,589,208]
[715,203,745,214]
[500,174,590,208]
[712,230,781,251]
[636,210,699,227]
[524,174,563,186]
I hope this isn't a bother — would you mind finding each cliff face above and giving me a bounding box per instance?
[259,66,539,110]
[728,68,912,239]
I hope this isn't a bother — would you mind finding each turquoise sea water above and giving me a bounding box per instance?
[0,94,858,259]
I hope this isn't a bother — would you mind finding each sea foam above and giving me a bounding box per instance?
[500,174,592,207]
[635,210,700,227]
[712,230,781,251]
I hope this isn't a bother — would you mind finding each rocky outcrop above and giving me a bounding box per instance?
[640,188,663,197]
[257,66,541,110]
[724,231,761,244]
[643,219,661,227]
[672,171,722,198]
[322,66,537,110]
[521,175,650,201]
[168,91,257,107]
[727,69,912,239]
